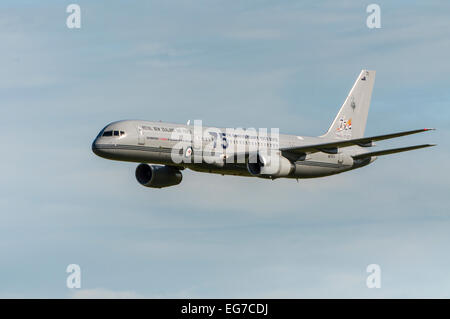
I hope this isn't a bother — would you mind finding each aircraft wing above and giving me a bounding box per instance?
[351,144,436,160]
[281,128,435,155]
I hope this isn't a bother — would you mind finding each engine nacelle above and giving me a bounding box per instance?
[135,164,182,188]
[247,152,294,178]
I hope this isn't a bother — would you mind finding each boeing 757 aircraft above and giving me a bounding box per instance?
[92,70,435,188]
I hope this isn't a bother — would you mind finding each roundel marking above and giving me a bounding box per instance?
[185,146,193,157]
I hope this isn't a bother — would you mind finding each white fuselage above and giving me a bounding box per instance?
[92,120,369,179]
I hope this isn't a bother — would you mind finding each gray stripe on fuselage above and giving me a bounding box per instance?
[95,144,175,153]
[295,160,350,168]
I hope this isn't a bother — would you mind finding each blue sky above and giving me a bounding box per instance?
[0,1,449,298]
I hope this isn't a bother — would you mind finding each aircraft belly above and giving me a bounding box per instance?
[188,163,252,177]
[96,143,354,179]
[292,152,353,178]
[293,162,342,178]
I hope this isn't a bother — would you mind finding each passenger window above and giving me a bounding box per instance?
[114,131,119,136]
[103,131,113,137]
[120,131,125,136]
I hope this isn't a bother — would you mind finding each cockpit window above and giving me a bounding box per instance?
[102,130,125,137]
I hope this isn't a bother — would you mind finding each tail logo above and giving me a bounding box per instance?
[336,117,352,138]
[361,71,369,81]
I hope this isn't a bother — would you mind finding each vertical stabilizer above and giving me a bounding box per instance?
[322,70,376,139]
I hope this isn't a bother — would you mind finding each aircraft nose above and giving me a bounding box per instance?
[92,135,115,159]
[92,138,100,155]
[92,137,106,157]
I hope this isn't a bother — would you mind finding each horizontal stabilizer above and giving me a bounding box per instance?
[282,128,435,155]
[352,144,436,160]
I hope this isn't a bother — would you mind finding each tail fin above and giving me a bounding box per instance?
[322,70,376,140]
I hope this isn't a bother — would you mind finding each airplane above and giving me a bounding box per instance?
[92,70,435,188]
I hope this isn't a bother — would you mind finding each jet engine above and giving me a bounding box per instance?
[247,152,294,178]
[135,164,182,188]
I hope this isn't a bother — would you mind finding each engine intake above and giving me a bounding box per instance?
[135,164,182,188]
[247,152,293,178]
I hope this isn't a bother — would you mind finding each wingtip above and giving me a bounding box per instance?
[424,128,436,131]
